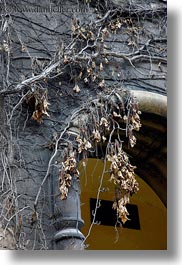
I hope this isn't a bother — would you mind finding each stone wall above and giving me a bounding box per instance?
[0,0,167,249]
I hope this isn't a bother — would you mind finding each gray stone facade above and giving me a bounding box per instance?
[0,0,167,249]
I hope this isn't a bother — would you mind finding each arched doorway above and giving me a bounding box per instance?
[78,91,167,250]
[79,158,167,250]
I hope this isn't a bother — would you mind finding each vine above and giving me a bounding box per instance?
[58,89,141,224]
[0,0,166,249]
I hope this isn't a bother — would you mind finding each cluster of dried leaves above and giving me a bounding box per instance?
[91,116,110,144]
[127,97,142,148]
[69,15,141,95]
[74,116,110,158]
[72,91,141,224]
[107,143,139,224]
[26,89,50,123]
[108,17,140,46]
[59,151,79,200]
[70,18,110,93]
[71,18,95,41]
[76,136,92,153]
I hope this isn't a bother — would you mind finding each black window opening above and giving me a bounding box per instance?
[90,198,140,230]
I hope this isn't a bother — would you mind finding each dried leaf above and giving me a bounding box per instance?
[113,111,121,118]
[84,140,92,149]
[102,135,106,142]
[63,55,69,64]
[100,117,109,128]
[129,135,136,147]
[84,77,89,83]
[100,62,103,71]
[92,130,101,143]
[98,79,105,88]
[105,58,109,64]
[73,84,80,93]
[21,44,27,52]
[123,115,127,121]
[102,27,110,37]
[87,67,92,75]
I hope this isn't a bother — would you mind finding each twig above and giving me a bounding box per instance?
[0,61,62,96]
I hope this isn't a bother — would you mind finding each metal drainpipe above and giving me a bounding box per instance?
[54,175,85,250]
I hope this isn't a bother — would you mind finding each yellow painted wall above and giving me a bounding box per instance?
[78,158,167,250]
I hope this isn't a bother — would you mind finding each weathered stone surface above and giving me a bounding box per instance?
[0,0,167,249]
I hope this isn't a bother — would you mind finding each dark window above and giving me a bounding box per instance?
[90,198,140,230]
